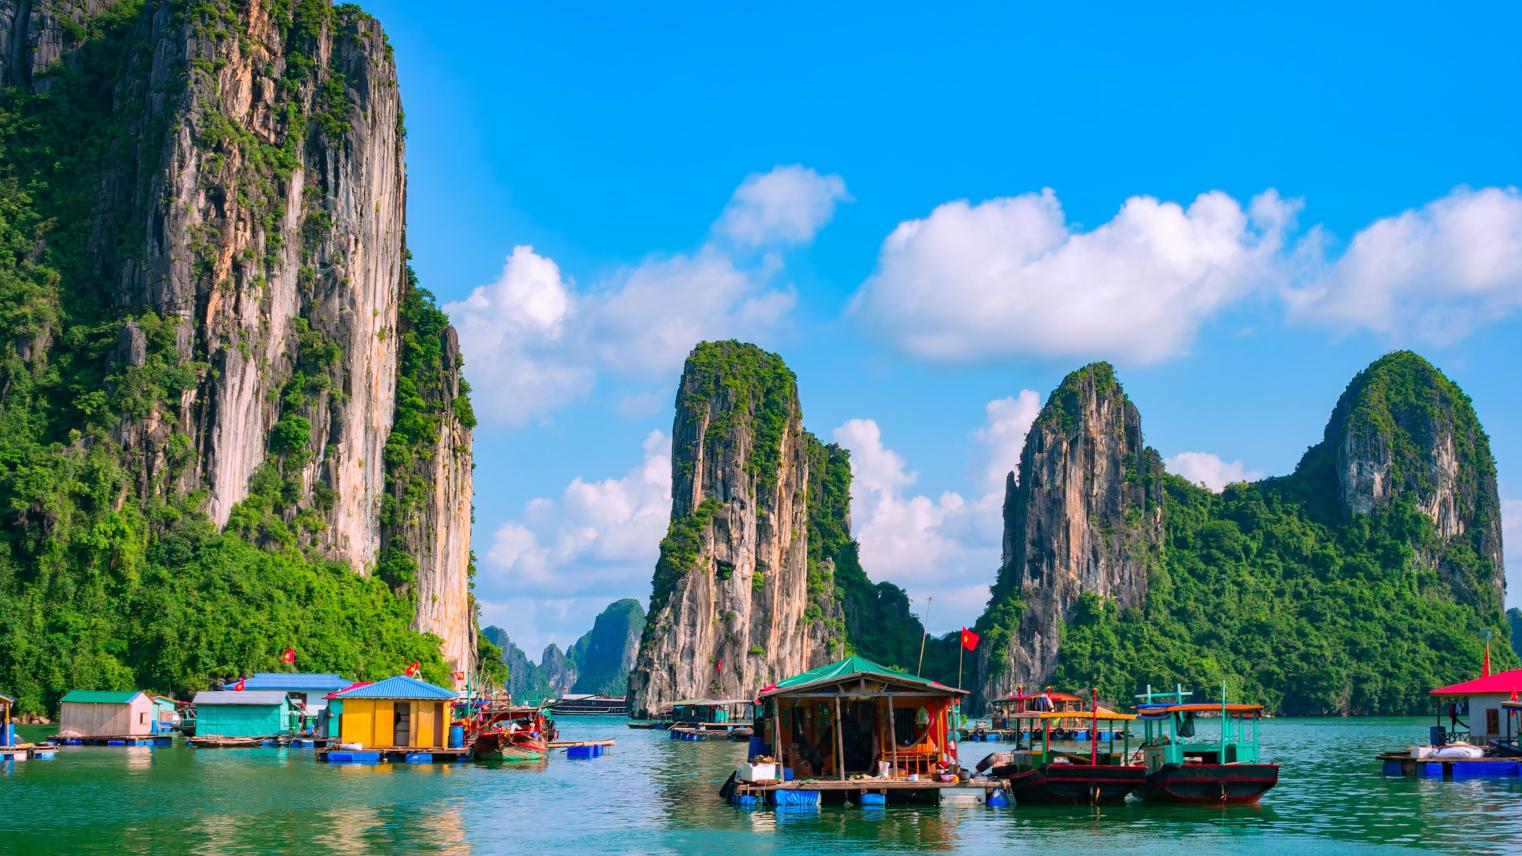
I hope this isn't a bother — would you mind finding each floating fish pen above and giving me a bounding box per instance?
[724,655,996,807]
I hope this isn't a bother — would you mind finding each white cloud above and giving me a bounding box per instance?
[1164,451,1264,492]
[448,166,832,428]
[477,431,672,607]
[851,188,1294,365]
[715,164,850,247]
[1286,186,1522,344]
[831,393,1040,633]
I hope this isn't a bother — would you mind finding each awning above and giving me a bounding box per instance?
[1430,670,1522,697]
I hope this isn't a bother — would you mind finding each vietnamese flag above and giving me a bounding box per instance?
[453,671,466,683]
[960,627,980,651]
[405,660,421,678]
[280,648,296,664]
[232,678,245,692]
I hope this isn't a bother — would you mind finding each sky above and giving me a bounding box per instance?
[357,0,1522,658]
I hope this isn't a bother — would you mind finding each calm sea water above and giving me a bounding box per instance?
[1,716,1517,854]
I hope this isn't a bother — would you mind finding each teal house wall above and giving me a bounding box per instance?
[192,692,297,737]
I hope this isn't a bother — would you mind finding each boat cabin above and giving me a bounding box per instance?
[191,691,300,738]
[668,698,755,728]
[1428,670,1522,744]
[1136,700,1265,768]
[330,675,456,750]
[751,655,967,783]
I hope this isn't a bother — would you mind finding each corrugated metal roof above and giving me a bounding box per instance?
[759,655,967,699]
[331,675,455,700]
[193,690,292,706]
[60,690,145,705]
[242,673,351,691]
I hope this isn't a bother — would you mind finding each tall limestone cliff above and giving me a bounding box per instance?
[0,0,474,710]
[628,341,846,716]
[569,598,646,696]
[977,352,1507,715]
[977,363,1163,702]
[1301,350,1504,615]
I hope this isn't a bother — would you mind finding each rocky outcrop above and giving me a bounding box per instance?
[628,341,845,716]
[1307,350,1504,614]
[1,0,474,672]
[977,363,1163,702]
[570,599,646,696]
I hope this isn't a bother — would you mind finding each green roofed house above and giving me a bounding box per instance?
[192,691,300,738]
[58,690,158,738]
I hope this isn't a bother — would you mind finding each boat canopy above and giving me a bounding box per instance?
[1429,670,1522,697]
[1040,706,1135,721]
[1136,703,1264,718]
[995,690,1084,704]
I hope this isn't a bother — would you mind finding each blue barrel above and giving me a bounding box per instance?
[1,724,13,747]
[747,736,768,758]
[1430,726,1446,747]
[448,725,465,749]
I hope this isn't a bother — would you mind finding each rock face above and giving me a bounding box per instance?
[1309,350,1504,614]
[628,341,845,716]
[570,599,647,696]
[0,0,474,673]
[978,363,1163,701]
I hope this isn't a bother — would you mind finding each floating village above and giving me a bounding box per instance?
[8,649,1522,809]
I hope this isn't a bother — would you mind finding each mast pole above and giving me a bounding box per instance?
[916,596,933,676]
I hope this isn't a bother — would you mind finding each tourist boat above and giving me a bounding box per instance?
[988,687,1091,741]
[550,694,629,716]
[986,694,1144,805]
[471,701,557,763]
[1134,686,1278,804]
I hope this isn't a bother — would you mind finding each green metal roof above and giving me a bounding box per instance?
[60,690,145,704]
[760,655,967,698]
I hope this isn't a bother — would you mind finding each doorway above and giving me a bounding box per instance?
[394,702,412,746]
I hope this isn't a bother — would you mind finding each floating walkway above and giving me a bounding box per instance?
[57,735,174,747]
[317,745,471,765]
[1378,752,1522,778]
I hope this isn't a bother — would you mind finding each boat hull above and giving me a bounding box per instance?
[473,734,548,763]
[1138,763,1279,804]
[997,763,1145,805]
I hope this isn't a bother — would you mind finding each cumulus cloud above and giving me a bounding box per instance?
[477,431,672,609]
[1165,452,1264,492]
[715,165,850,247]
[1285,186,1522,344]
[832,392,1040,633]
[851,188,1294,365]
[448,166,836,428]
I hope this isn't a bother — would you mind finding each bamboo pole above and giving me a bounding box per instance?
[888,691,898,779]
[916,596,932,675]
[834,697,845,781]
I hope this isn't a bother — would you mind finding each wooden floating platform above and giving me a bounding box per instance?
[316,745,472,765]
[731,777,1009,807]
[548,739,615,749]
[0,744,58,760]
[57,735,175,747]
[1378,752,1522,778]
[187,735,335,749]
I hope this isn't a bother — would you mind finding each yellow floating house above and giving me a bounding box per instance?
[330,675,456,751]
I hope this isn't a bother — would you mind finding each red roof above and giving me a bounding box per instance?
[324,681,373,700]
[1430,670,1522,696]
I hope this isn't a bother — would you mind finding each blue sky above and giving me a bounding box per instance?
[359,1,1522,657]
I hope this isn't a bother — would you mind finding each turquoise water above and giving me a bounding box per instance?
[2,717,1519,853]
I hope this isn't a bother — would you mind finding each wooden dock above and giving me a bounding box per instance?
[730,777,1008,806]
[56,734,174,747]
[0,743,58,760]
[548,739,615,749]
[1378,751,1522,778]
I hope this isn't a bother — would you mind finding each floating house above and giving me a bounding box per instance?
[241,673,351,715]
[191,691,299,738]
[326,675,459,759]
[320,681,373,739]
[58,690,160,739]
[726,655,993,806]
[1429,669,1522,744]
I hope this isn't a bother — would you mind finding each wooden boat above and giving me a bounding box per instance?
[987,696,1144,805]
[471,702,556,763]
[1134,686,1278,804]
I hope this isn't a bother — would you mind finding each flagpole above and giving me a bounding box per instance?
[917,596,933,676]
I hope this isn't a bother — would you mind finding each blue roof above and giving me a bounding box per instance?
[242,673,351,692]
[331,675,455,700]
